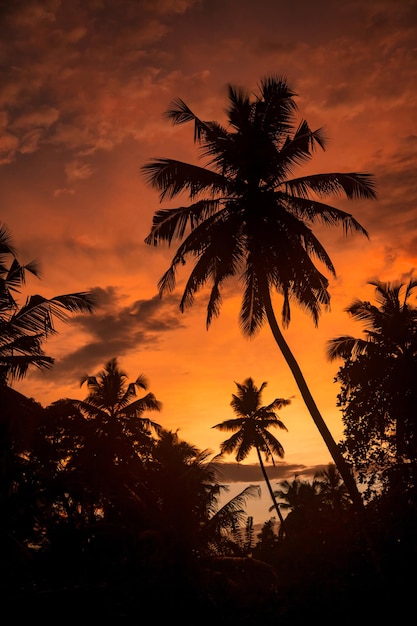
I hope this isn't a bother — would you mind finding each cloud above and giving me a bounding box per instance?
[39,287,187,382]
[0,0,204,168]
[65,160,95,182]
[213,461,329,483]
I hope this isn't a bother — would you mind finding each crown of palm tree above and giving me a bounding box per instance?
[143,75,376,333]
[213,377,290,464]
[326,278,417,361]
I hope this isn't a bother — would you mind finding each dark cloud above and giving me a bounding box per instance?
[32,286,186,382]
[213,461,328,483]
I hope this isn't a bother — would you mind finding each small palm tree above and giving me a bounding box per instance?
[315,463,351,511]
[143,75,376,512]
[62,358,163,519]
[144,428,261,558]
[76,357,162,441]
[213,377,290,530]
[273,476,319,512]
[0,222,95,384]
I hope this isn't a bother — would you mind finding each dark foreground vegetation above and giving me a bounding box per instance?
[2,75,417,623]
[2,355,416,624]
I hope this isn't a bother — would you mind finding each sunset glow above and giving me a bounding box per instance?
[1,1,416,524]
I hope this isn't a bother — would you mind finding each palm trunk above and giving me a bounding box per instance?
[263,290,364,516]
[256,447,287,535]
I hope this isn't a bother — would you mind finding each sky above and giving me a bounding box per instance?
[1,0,417,523]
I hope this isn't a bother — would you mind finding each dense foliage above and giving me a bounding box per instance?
[327,279,417,500]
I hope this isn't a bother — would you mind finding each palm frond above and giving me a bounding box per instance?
[123,392,162,415]
[13,292,95,335]
[141,158,226,201]
[256,75,298,135]
[0,353,54,380]
[261,429,285,459]
[326,336,358,361]
[285,172,377,202]
[179,218,244,322]
[164,98,212,143]
[282,194,369,238]
[144,199,221,247]
[212,417,245,432]
[226,84,252,132]
[212,484,261,524]
[240,262,265,336]
[275,122,326,180]
[0,222,16,255]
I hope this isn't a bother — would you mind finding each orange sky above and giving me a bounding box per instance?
[1,0,417,522]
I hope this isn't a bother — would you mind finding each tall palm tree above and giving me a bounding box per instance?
[213,377,290,529]
[142,75,376,512]
[0,222,96,383]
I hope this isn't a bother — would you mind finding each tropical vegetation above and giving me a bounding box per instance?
[213,377,290,528]
[1,71,416,620]
[327,278,417,499]
[142,75,377,510]
[0,222,95,384]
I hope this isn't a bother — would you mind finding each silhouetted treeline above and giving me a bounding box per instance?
[1,381,416,624]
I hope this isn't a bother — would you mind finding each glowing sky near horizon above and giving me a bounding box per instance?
[1,0,417,490]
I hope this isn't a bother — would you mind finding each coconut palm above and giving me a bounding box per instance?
[0,222,96,383]
[148,428,261,557]
[326,278,417,362]
[62,358,163,522]
[273,476,319,513]
[142,75,376,511]
[213,377,290,530]
[76,357,162,443]
[314,463,351,511]
[326,278,417,479]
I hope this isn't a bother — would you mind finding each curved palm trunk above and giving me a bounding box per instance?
[263,290,364,516]
[256,447,287,535]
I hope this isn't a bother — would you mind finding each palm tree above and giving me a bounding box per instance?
[314,463,351,511]
[213,377,290,530]
[57,359,163,536]
[273,476,320,519]
[75,357,162,447]
[149,428,261,557]
[142,75,376,512]
[326,278,417,363]
[0,222,96,383]
[326,278,417,481]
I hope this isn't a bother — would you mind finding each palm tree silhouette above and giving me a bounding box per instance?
[273,476,319,512]
[326,278,417,363]
[213,377,290,530]
[60,358,163,529]
[75,357,162,449]
[142,75,376,512]
[148,428,261,557]
[314,463,351,511]
[0,223,95,384]
[327,278,417,471]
